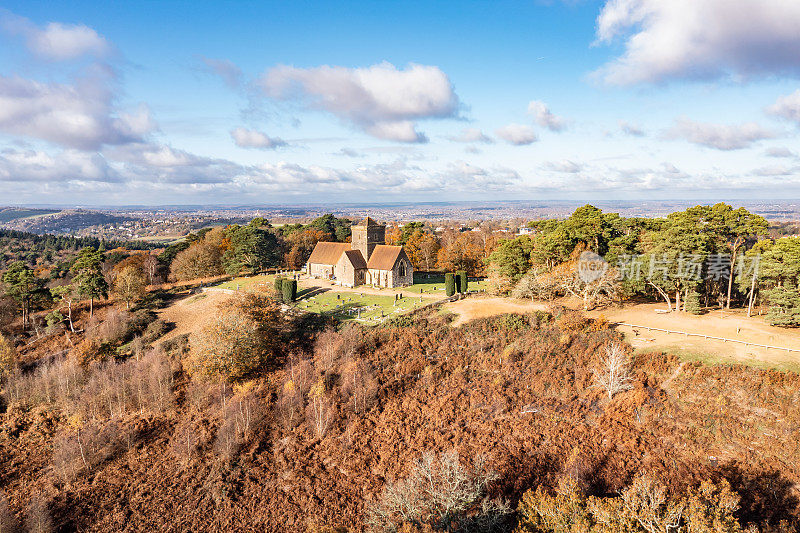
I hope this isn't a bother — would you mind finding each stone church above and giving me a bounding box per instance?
[306,217,413,288]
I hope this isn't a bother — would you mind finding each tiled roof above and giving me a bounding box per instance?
[307,242,350,265]
[341,249,367,269]
[354,216,380,227]
[366,245,406,270]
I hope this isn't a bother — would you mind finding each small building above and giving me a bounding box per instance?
[306,217,413,288]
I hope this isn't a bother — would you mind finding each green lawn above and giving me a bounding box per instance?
[296,290,430,322]
[212,271,485,323]
[409,272,489,294]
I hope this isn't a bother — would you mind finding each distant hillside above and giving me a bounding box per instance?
[0,207,60,223]
[0,209,134,235]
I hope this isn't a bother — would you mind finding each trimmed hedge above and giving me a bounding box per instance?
[274,276,284,294]
[281,278,297,303]
[456,270,468,294]
[445,273,456,297]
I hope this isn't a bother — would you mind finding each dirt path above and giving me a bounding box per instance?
[587,303,800,370]
[443,295,800,370]
[443,297,549,327]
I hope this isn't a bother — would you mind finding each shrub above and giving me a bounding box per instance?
[187,292,285,382]
[24,494,52,533]
[274,276,284,294]
[214,389,266,463]
[444,273,456,297]
[0,334,16,380]
[282,278,297,303]
[0,489,19,532]
[366,450,510,532]
[456,270,468,293]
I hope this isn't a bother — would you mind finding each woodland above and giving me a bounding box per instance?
[0,205,798,531]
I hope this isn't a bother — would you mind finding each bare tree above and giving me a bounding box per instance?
[306,379,334,439]
[24,495,52,533]
[621,475,684,533]
[0,490,20,533]
[366,450,510,532]
[593,343,633,400]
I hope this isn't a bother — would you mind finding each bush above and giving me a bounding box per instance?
[187,292,285,382]
[0,334,16,380]
[444,273,456,297]
[274,276,284,294]
[366,450,510,532]
[0,489,19,532]
[456,270,468,293]
[282,278,297,303]
[25,494,52,533]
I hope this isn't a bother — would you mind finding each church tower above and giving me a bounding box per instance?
[351,217,385,261]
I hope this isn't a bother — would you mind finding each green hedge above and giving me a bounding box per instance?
[445,273,456,297]
[456,270,468,293]
[281,278,297,302]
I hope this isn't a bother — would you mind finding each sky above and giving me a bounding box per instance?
[1,0,800,205]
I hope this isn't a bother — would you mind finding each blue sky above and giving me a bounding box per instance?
[1,0,800,205]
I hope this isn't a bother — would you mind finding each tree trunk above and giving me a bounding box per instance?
[747,268,757,318]
[675,290,681,312]
[648,281,672,310]
[726,247,738,309]
[67,300,75,333]
[90,297,94,317]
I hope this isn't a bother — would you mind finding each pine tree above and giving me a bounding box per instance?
[70,248,108,317]
[684,290,703,314]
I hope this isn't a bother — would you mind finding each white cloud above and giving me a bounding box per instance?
[767,90,800,125]
[230,127,287,149]
[665,117,775,150]
[258,62,459,143]
[752,165,795,177]
[365,120,428,143]
[542,160,582,173]
[0,148,116,182]
[0,73,143,149]
[448,127,493,144]
[0,72,156,150]
[336,147,362,157]
[200,57,243,89]
[527,100,566,131]
[594,0,800,84]
[105,143,243,184]
[495,124,538,145]
[1,11,109,60]
[765,146,796,158]
[619,120,645,136]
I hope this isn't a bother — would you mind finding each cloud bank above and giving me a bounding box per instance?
[258,62,459,143]
[594,0,800,84]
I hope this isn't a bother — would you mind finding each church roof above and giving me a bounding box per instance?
[354,216,380,227]
[307,242,350,265]
[341,249,367,269]
[367,245,407,270]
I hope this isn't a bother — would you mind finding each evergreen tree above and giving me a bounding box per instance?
[2,261,43,328]
[70,248,108,317]
[684,290,702,315]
